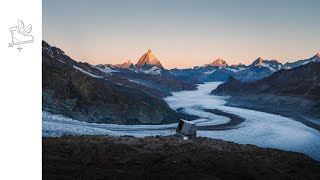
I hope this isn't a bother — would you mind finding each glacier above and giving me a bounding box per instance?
[43,82,320,161]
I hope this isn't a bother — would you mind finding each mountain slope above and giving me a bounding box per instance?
[234,65,274,82]
[42,41,182,124]
[282,53,320,69]
[251,57,282,72]
[212,62,320,99]
[211,62,320,119]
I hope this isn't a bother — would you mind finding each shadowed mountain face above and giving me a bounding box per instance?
[170,57,285,83]
[42,42,182,125]
[251,57,282,71]
[282,53,320,69]
[211,62,320,118]
[212,62,320,99]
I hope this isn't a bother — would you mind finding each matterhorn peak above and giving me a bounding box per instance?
[136,49,164,69]
[205,58,228,67]
[315,53,320,58]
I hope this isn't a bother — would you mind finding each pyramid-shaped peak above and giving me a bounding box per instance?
[315,53,320,57]
[136,49,164,69]
[252,57,265,66]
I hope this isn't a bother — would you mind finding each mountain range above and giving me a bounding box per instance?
[212,62,320,99]
[212,62,320,121]
[97,50,320,83]
[42,40,320,124]
[42,41,184,124]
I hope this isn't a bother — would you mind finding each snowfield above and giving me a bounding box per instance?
[43,82,320,160]
[94,65,119,74]
[141,66,161,75]
[73,66,104,78]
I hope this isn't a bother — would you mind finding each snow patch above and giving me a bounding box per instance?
[302,60,310,65]
[204,70,216,74]
[95,65,119,74]
[142,66,161,75]
[128,79,143,84]
[73,66,104,78]
[226,68,238,73]
[56,59,66,64]
[258,63,277,72]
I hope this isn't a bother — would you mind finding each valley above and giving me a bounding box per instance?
[43,82,320,161]
[40,2,320,179]
[42,41,320,161]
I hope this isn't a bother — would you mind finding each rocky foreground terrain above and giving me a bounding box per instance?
[43,135,320,180]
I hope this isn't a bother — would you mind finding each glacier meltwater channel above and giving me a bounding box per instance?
[43,82,320,160]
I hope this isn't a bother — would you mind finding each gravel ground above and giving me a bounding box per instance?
[43,135,320,180]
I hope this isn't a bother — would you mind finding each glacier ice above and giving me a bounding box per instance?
[43,82,320,161]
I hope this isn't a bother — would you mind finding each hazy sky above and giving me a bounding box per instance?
[43,0,320,69]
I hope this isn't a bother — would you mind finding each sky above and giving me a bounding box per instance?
[43,0,320,69]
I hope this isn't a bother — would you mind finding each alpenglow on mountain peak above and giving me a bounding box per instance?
[114,60,134,68]
[136,49,164,69]
[205,58,228,67]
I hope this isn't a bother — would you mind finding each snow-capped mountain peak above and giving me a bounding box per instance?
[94,64,119,74]
[309,53,320,62]
[251,57,264,66]
[136,49,164,69]
[251,57,282,72]
[282,54,320,69]
[205,58,228,67]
